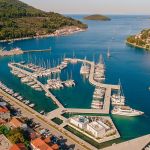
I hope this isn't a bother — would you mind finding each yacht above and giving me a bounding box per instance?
[112,106,144,117]
[80,57,90,74]
[29,103,35,108]
[40,110,45,115]
[111,79,125,106]
[24,100,30,105]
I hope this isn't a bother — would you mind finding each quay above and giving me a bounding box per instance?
[65,86,111,114]
[102,134,150,150]
[0,88,94,150]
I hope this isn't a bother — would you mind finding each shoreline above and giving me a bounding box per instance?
[126,40,150,51]
[0,26,86,43]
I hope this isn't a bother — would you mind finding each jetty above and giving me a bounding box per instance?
[8,63,64,109]
[65,58,120,90]
[0,48,51,57]
[23,48,51,53]
[8,57,120,115]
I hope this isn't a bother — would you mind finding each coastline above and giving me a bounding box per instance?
[0,26,86,43]
[126,40,150,51]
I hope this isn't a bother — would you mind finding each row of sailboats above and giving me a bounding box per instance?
[0,81,35,108]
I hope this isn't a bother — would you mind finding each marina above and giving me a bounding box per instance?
[8,56,122,115]
[0,15,150,149]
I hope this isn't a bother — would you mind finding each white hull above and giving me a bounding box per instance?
[112,111,144,117]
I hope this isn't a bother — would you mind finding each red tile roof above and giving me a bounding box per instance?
[44,137,51,144]
[0,106,9,113]
[51,144,59,150]
[0,118,6,124]
[31,138,53,150]
[10,117,22,128]
[10,143,27,150]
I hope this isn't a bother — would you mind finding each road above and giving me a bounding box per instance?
[0,89,96,150]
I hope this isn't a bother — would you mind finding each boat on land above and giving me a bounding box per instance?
[112,106,144,117]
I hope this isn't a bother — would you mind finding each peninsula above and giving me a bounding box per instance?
[84,14,111,21]
[126,29,150,50]
[0,0,87,42]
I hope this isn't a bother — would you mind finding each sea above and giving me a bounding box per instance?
[0,15,150,142]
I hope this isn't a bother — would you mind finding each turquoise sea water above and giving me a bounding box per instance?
[0,15,150,141]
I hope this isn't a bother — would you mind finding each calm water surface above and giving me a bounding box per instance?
[0,15,150,141]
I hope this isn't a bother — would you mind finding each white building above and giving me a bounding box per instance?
[70,115,89,129]
[87,120,110,138]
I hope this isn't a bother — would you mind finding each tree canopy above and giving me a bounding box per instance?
[0,0,87,40]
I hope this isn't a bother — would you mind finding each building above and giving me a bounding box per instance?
[87,120,109,138]
[31,137,53,150]
[0,134,12,150]
[10,117,27,130]
[70,115,89,129]
[0,106,10,120]
[10,143,27,150]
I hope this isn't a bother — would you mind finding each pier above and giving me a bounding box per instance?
[65,58,120,90]
[23,48,51,53]
[8,63,64,109]
[8,57,120,115]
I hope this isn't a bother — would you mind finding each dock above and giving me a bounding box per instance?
[8,57,120,115]
[65,58,120,90]
[8,63,64,109]
[23,48,51,53]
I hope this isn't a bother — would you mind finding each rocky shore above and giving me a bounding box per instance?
[0,26,86,43]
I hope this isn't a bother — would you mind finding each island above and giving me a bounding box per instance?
[126,29,150,50]
[0,0,87,42]
[84,14,111,21]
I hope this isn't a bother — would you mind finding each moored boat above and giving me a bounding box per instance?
[112,106,144,117]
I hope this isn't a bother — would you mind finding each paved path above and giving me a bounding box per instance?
[65,58,120,90]
[0,89,96,150]
[102,134,150,150]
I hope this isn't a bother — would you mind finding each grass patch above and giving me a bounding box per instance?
[51,117,63,125]
[64,125,123,149]
[62,113,109,119]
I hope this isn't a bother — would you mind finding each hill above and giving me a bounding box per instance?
[126,29,150,50]
[84,14,111,21]
[0,0,87,41]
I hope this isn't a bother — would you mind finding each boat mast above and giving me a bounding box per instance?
[107,48,110,58]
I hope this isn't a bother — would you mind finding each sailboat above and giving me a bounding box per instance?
[107,48,111,58]
[71,51,77,64]
[111,79,125,106]
[80,56,89,74]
